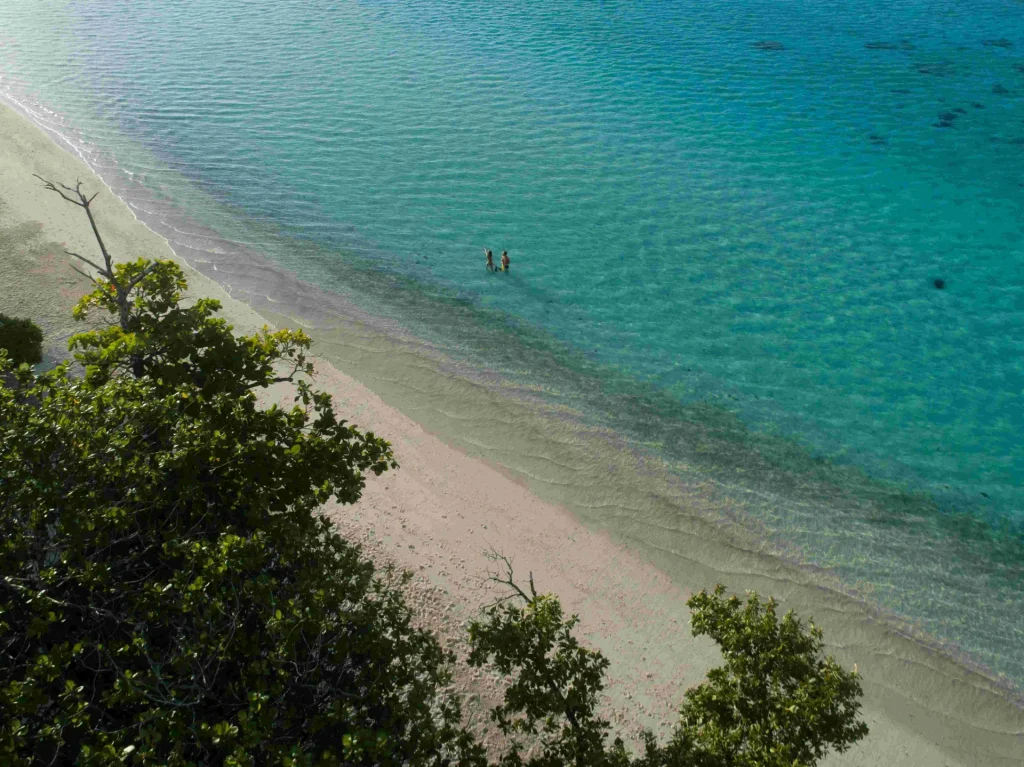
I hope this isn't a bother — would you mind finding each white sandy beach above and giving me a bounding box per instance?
[2,100,1022,765]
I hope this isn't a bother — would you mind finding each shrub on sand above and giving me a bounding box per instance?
[0,313,43,366]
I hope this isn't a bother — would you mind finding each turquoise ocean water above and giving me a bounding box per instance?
[1,0,1022,691]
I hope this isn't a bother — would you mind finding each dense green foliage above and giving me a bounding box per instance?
[0,313,43,366]
[658,587,869,767]
[468,562,628,767]
[0,257,488,766]
[468,562,868,767]
[0,180,868,766]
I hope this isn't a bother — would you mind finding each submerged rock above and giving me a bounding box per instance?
[917,61,956,78]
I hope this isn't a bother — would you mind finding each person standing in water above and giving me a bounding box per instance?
[485,249,495,272]
[500,250,510,273]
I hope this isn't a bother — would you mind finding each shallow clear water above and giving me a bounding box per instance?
[1,0,1022,689]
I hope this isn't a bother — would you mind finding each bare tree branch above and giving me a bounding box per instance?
[65,250,108,278]
[33,175,87,206]
[36,174,118,290]
[69,264,100,284]
[483,549,537,606]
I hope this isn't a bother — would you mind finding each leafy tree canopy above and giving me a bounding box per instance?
[469,559,868,767]
[0,313,43,366]
[658,586,869,767]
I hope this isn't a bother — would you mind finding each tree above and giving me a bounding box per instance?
[658,586,869,767]
[1,178,868,766]
[467,554,631,767]
[0,179,482,767]
[470,559,867,767]
[0,314,43,366]
[35,176,313,397]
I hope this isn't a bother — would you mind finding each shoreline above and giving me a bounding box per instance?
[1,99,1022,764]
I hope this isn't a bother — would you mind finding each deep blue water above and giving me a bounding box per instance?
[1,0,1022,688]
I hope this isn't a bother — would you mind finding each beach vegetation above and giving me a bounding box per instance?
[472,556,868,767]
[0,180,867,766]
[652,586,869,766]
[0,313,43,366]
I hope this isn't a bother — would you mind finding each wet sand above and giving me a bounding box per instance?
[1,100,1021,765]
